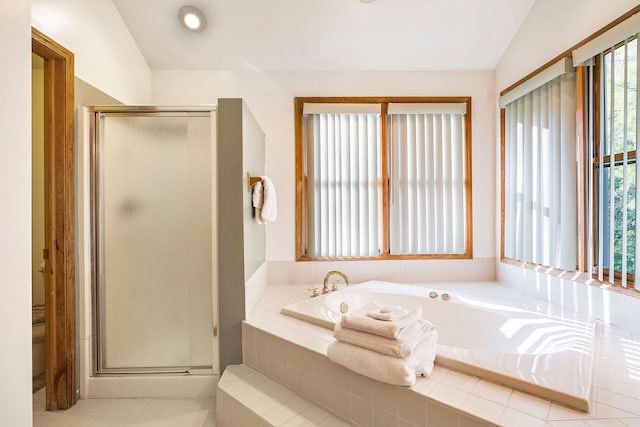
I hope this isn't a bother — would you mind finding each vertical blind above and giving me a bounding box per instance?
[388,111,467,254]
[590,35,639,288]
[504,72,578,270]
[304,112,382,257]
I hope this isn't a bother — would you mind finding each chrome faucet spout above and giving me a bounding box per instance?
[322,270,350,294]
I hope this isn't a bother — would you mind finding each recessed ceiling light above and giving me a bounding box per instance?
[178,5,207,32]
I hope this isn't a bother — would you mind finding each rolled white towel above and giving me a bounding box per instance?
[326,332,437,387]
[251,180,266,224]
[260,176,277,223]
[366,305,409,321]
[333,319,435,358]
[251,176,277,224]
[341,302,422,339]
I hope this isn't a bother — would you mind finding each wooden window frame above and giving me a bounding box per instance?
[499,4,640,297]
[589,46,638,287]
[295,96,473,261]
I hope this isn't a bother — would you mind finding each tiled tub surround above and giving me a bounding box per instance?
[282,281,595,412]
[243,282,640,426]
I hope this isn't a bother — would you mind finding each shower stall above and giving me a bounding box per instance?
[88,106,217,376]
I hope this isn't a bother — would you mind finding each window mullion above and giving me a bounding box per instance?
[622,39,629,288]
[636,34,640,290]
[381,103,389,255]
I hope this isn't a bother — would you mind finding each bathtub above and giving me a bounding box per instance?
[32,304,45,377]
[281,280,596,412]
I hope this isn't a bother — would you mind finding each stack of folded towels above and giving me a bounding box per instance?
[326,302,437,387]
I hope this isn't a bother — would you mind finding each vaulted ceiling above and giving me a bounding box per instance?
[113,0,535,71]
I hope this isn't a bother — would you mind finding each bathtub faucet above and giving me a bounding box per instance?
[322,270,350,294]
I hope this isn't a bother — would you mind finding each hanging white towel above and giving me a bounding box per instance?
[252,180,266,224]
[260,176,277,223]
[251,176,277,224]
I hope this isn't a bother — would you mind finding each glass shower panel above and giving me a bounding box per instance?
[97,112,213,373]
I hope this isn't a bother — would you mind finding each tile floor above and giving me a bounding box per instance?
[32,388,216,427]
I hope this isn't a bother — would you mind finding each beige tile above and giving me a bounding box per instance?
[585,420,627,426]
[282,415,318,427]
[298,404,331,425]
[329,386,351,419]
[350,372,374,402]
[319,415,353,427]
[498,407,547,427]
[597,389,640,417]
[373,406,398,427]
[399,417,421,427]
[410,377,439,397]
[441,370,479,392]
[252,394,284,416]
[430,382,470,407]
[351,395,373,427]
[507,391,551,419]
[33,412,58,427]
[596,402,639,419]
[397,388,427,426]
[372,380,398,415]
[427,401,460,426]
[472,379,513,406]
[263,404,298,426]
[549,421,590,426]
[547,403,592,421]
[460,414,496,427]
[462,394,504,424]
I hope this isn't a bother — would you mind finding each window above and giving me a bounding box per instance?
[499,7,640,291]
[295,97,472,260]
[501,64,578,271]
[588,36,639,287]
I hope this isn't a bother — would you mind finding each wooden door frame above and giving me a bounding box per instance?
[32,28,76,411]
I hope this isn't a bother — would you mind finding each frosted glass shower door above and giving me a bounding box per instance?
[94,111,214,373]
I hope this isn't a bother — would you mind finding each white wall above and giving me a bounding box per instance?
[152,69,497,282]
[0,0,33,424]
[31,0,151,104]
[494,0,640,326]
[496,0,640,92]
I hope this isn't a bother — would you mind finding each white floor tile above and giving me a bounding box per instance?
[33,392,216,427]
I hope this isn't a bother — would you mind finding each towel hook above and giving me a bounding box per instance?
[247,172,261,192]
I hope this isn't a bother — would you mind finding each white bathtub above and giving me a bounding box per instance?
[281,280,596,412]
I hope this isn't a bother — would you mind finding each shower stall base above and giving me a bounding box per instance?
[84,375,218,399]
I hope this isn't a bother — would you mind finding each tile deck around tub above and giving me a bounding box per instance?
[245,282,640,427]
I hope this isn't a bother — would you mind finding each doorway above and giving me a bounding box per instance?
[31,28,76,411]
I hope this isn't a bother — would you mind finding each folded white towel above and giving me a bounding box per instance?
[366,305,409,321]
[334,319,435,358]
[341,302,422,339]
[251,176,277,224]
[326,333,437,386]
